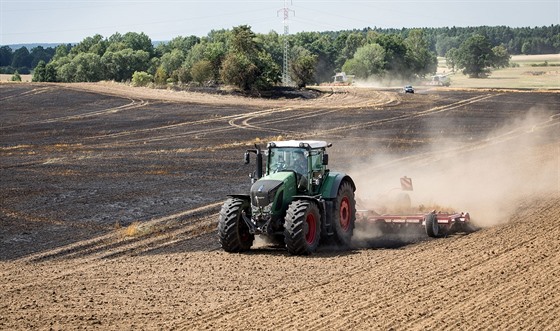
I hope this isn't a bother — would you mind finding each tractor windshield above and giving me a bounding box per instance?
[267,148,325,176]
[268,148,309,175]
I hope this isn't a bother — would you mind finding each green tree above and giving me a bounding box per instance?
[73,53,103,82]
[30,46,55,68]
[292,32,337,83]
[254,50,281,89]
[159,49,185,83]
[492,45,511,68]
[12,46,32,69]
[220,25,279,90]
[404,29,437,78]
[445,47,459,72]
[435,34,460,57]
[521,42,531,55]
[44,62,57,82]
[154,66,168,85]
[220,52,258,90]
[230,25,258,55]
[122,32,153,55]
[190,60,213,85]
[456,34,495,78]
[290,46,318,88]
[337,32,366,69]
[183,40,227,82]
[52,44,71,61]
[0,46,13,66]
[71,34,107,56]
[257,31,283,69]
[102,49,150,81]
[156,35,199,55]
[341,43,385,79]
[55,57,74,82]
[371,34,409,77]
[32,60,46,82]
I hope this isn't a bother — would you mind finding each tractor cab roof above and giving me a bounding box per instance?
[267,140,331,149]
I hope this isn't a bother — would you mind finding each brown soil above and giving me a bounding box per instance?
[1,82,559,330]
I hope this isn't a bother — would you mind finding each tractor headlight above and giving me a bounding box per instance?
[252,204,272,217]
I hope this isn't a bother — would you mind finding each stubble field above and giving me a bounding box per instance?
[1,82,559,330]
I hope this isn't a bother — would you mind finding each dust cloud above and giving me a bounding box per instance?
[347,109,559,229]
[353,77,414,89]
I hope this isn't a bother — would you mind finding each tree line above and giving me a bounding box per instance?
[1,24,557,89]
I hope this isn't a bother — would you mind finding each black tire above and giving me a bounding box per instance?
[284,200,321,255]
[217,198,254,252]
[425,213,441,238]
[332,181,356,246]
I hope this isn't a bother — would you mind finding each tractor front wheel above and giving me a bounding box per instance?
[218,198,254,252]
[284,200,321,255]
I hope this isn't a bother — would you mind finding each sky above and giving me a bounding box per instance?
[1,0,559,45]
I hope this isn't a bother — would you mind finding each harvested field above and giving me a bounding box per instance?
[1,83,559,330]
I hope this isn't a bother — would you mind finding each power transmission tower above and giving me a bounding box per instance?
[278,0,294,86]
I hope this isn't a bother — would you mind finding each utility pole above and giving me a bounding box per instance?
[278,0,294,86]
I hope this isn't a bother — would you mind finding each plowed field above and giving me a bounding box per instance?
[1,83,559,330]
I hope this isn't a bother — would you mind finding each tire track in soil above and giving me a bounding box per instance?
[228,107,342,135]
[82,106,299,149]
[405,200,560,330]
[80,90,398,147]
[1,98,149,130]
[317,93,498,136]
[2,95,387,167]
[75,91,450,150]
[176,197,559,330]
[0,86,53,102]
[0,203,223,292]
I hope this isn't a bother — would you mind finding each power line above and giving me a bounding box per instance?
[278,0,294,86]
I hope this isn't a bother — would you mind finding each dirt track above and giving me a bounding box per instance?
[1,83,559,330]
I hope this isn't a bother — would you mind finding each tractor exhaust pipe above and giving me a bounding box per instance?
[245,144,263,181]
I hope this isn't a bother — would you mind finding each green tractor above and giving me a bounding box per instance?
[218,140,356,255]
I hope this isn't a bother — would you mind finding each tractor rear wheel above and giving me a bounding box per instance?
[218,198,254,252]
[333,181,356,246]
[425,213,441,238]
[284,200,321,255]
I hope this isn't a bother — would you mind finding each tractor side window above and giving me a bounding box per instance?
[310,152,322,171]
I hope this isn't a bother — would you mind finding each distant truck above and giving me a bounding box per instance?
[430,74,451,86]
[332,72,354,85]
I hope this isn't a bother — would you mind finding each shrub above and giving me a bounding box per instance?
[11,71,21,81]
[131,71,153,87]
[190,60,213,85]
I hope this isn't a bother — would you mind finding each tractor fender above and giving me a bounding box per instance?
[322,172,356,199]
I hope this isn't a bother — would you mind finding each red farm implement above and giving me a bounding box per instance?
[355,177,474,238]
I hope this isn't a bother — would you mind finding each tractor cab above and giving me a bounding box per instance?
[266,140,330,194]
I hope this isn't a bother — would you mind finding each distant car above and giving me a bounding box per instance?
[403,85,414,93]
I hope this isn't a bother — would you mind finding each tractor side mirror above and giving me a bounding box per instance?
[244,152,250,164]
[322,153,329,166]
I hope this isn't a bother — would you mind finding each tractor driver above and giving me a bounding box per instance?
[291,150,308,175]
